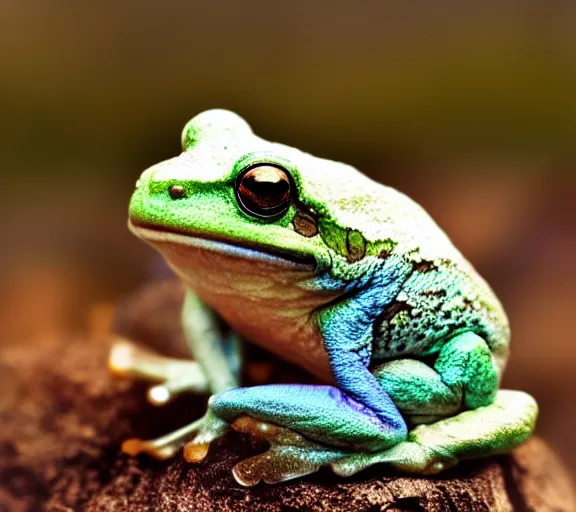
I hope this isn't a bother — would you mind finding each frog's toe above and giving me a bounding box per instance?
[122,405,229,462]
[121,437,180,460]
[230,416,347,486]
[121,419,204,461]
[231,415,310,446]
[232,446,324,486]
[183,441,211,462]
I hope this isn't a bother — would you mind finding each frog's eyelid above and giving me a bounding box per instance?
[232,152,295,176]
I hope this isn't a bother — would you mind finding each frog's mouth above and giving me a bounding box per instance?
[129,220,317,272]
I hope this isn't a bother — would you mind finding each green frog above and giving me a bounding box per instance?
[109,109,537,486]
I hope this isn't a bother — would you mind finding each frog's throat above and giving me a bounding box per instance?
[128,220,317,272]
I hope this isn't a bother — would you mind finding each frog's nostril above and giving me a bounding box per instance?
[168,185,186,199]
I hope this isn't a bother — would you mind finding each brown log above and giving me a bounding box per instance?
[1,280,574,511]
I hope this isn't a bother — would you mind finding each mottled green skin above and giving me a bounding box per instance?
[123,109,537,485]
[373,261,509,369]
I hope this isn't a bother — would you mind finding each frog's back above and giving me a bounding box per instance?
[355,186,510,372]
[370,253,510,373]
[294,156,510,373]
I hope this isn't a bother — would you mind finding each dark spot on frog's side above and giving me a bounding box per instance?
[371,300,414,349]
[382,301,413,322]
[413,260,437,273]
[419,290,447,297]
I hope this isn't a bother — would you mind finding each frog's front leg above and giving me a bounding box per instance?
[114,289,242,459]
[108,339,210,405]
[109,290,241,404]
[180,290,241,394]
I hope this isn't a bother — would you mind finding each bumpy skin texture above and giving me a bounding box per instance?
[112,109,537,486]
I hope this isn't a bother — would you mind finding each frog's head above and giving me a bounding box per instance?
[128,109,346,281]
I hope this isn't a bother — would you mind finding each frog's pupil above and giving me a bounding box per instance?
[237,165,292,218]
[243,175,289,204]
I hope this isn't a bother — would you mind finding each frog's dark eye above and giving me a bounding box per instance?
[235,164,292,219]
[168,185,186,199]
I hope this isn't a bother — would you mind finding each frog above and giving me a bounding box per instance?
[109,109,538,487]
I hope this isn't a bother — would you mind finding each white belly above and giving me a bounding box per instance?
[158,239,338,382]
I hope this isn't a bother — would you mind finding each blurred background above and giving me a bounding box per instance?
[0,0,575,475]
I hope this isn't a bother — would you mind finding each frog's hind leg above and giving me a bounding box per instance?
[332,331,538,476]
[209,383,406,486]
[332,389,538,476]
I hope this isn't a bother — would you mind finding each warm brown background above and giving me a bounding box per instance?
[1,0,575,478]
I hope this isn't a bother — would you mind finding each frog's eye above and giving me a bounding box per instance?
[235,164,292,219]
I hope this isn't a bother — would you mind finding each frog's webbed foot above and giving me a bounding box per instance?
[122,398,229,461]
[230,416,348,486]
[227,417,450,486]
[108,338,209,405]
[227,416,454,486]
